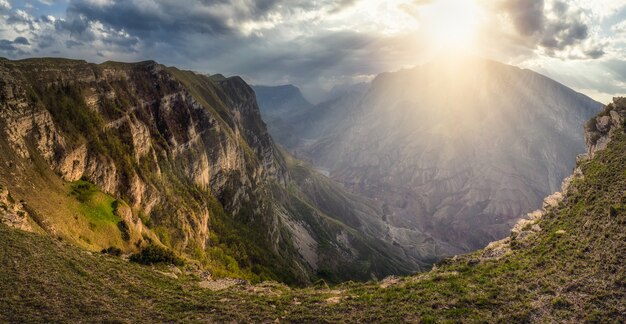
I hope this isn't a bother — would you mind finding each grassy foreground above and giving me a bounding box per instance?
[1,122,625,322]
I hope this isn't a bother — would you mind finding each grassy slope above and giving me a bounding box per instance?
[1,119,624,322]
[0,135,135,253]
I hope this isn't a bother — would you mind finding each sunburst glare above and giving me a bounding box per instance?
[421,0,484,51]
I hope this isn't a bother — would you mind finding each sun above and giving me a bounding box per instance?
[421,0,483,51]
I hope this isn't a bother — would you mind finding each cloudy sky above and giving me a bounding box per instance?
[0,0,625,103]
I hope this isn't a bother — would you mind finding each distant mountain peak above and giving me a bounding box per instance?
[252,84,312,119]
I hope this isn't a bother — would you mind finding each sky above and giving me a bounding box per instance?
[0,0,625,103]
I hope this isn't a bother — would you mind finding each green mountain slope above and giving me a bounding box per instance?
[1,99,624,322]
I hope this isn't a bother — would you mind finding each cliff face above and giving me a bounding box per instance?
[0,57,417,284]
[582,97,626,159]
[0,58,276,248]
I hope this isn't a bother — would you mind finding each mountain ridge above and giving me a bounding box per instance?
[0,57,418,284]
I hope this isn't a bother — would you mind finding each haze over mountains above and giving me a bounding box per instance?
[256,57,602,259]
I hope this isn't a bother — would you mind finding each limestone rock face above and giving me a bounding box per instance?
[0,59,280,250]
[584,97,626,159]
[0,58,291,269]
[0,186,32,232]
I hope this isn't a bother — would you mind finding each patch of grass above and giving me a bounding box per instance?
[70,180,119,224]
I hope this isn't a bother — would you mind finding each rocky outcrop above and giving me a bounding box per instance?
[0,185,32,232]
[582,97,625,159]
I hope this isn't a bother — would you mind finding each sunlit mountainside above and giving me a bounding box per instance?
[0,0,625,322]
[256,57,602,262]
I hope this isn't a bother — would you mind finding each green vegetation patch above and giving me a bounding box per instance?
[130,245,184,266]
[70,180,119,224]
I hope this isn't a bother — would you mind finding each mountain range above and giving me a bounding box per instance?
[255,57,602,260]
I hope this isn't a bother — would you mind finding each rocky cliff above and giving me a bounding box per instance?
[0,57,417,284]
[0,58,274,246]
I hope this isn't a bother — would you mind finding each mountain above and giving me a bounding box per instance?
[255,83,369,155]
[2,98,624,322]
[271,57,603,259]
[0,57,418,284]
[252,85,314,147]
[253,85,312,118]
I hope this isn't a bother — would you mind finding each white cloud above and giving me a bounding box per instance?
[0,0,10,11]
[613,20,626,35]
[574,0,626,19]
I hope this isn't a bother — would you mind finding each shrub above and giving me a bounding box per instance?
[129,245,184,266]
[70,181,96,203]
[101,246,122,256]
[551,297,571,309]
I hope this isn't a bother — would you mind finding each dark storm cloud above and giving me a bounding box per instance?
[59,0,231,37]
[500,0,603,59]
[47,0,362,61]
[0,38,28,56]
[13,37,30,45]
[58,0,357,39]
[501,0,545,36]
